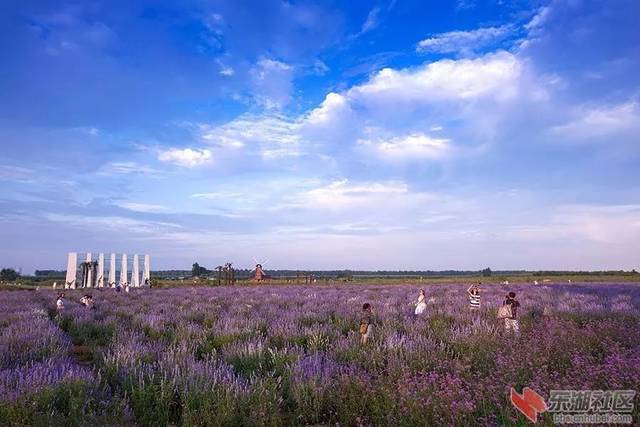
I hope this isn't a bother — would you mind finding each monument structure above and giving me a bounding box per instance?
[65,252,150,289]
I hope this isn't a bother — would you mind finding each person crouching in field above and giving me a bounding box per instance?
[467,284,481,310]
[56,293,65,310]
[359,303,374,345]
[500,292,521,333]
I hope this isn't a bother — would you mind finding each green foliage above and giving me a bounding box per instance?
[59,318,115,347]
[0,381,127,426]
[0,268,19,282]
[191,262,210,277]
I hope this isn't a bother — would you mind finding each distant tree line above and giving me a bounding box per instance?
[532,270,639,276]
[148,265,640,280]
[34,270,66,278]
[5,266,639,281]
[0,268,20,281]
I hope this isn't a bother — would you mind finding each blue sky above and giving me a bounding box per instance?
[1,0,639,273]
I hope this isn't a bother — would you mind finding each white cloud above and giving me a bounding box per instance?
[359,133,451,161]
[301,51,527,155]
[525,7,551,33]
[197,114,302,159]
[360,7,380,34]
[417,25,513,55]
[551,101,640,141]
[0,165,34,182]
[250,57,294,109]
[312,59,329,75]
[191,191,246,200]
[351,50,522,103]
[306,92,351,125]
[219,64,234,76]
[44,213,182,234]
[501,204,640,244]
[158,148,212,167]
[118,202,170,213]
[99,162,162,176]
[296,179,410,209]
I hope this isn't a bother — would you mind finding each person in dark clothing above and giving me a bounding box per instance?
[359,303,374,345]
[503,291,521,333]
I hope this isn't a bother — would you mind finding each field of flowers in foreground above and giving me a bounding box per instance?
[1,283,639,426]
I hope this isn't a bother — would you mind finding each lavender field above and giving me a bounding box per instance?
[1,283,639,426]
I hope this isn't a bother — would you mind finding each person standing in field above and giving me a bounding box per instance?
[359,303,374,345]
[501,292,521,333]
[414,289,427,315]
[467,284,481,310]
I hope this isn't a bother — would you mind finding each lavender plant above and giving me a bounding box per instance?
[0,283,638,426]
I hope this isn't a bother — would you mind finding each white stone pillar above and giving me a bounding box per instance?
[120,254,128,286]
[97,253,105,287]
[85,253,92,288]
[131,254,140,287]
[65,252,77,289]
[109,253,116,287]
[143,254,150,286]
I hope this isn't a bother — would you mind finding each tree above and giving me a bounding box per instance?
[191,263,210,277]
[481,267,492,277]
[0,268,19,282]
[192,263,201,277]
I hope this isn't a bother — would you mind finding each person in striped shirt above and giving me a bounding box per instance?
[467,283,481,310]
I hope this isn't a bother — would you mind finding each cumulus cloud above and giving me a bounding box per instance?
[300,50,530,162]
[306,92,351,125]
[158,148,212,167]
[351,50,522,103]
[417,25,514,55]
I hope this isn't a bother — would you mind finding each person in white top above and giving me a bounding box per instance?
[414,289,427,315]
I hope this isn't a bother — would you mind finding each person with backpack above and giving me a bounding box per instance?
[467,284,481,310]
[359,303,374,345]
[498,291,521,333]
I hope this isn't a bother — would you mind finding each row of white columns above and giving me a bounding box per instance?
[64,252,150,289]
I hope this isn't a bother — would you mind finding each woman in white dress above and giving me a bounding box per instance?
[414,290,427,315]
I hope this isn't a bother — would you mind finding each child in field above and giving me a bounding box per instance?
[81,294,96,309]
[359,303,374,345]
[56,293,65,310]
[467,284,481,310]
[414,290,427,315]
[502,292,521,333]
